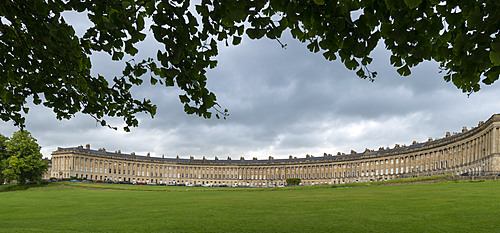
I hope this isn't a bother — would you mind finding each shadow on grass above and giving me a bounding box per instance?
[330,174,453,188]
[0,183,48,192]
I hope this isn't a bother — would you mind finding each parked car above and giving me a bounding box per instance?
[103,180,114,184]
[70,180,79,182]
[94,180,103,183]
[118,181,133,185]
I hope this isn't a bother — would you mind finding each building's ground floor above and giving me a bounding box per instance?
[51,153,500,186]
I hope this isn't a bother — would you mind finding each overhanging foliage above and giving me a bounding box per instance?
[0,0,498,130]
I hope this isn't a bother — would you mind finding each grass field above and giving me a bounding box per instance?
[0,180,499,232]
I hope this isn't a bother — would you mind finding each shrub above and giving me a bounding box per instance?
[286,178,301,186]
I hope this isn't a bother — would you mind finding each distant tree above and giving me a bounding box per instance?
[1,130,49,185]
[286,178,301,186]
[0,1,498,130]
[0,134,8,182]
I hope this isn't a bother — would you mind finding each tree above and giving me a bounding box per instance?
[0,134,8,182]
[1,130,49,185]
[1,0,498,130]
[286,178,301,186]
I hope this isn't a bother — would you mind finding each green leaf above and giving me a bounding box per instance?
[150,77,158,85]
[397,65,411,76]
[165,69,179,78]
[403,0,422,9]
[179,95,190,103]
[467,7,482,29]
[390,55,403,67]
[246,28,266,39]
[125,42,139,56]
[490,51,500,66]
[233,36,242,45]
[313,0,325,5]
[322,50,337,61]
[112,51,124,61]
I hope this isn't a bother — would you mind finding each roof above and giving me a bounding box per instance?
[53,113,498,165]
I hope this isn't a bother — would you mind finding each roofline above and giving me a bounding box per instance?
[52,113,500,165]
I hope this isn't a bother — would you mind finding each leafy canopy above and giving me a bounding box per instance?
[0,0,498,130]
[0,130,49,185]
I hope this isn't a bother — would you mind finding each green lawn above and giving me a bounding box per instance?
[0,181,499,232]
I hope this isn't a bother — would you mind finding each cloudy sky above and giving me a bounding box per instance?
[1,9,500,160]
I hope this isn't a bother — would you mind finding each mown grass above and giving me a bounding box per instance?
[330,174,452,188]
[0,180,498,232]
[51,174,452,192]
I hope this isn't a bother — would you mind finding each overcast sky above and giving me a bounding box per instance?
[1,9,500,160]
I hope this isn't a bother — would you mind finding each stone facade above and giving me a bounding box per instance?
[48,114,500,186]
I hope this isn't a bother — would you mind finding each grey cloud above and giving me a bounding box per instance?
[2,27,500,160]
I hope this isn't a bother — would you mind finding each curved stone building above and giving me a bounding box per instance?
[50,114,500,186]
